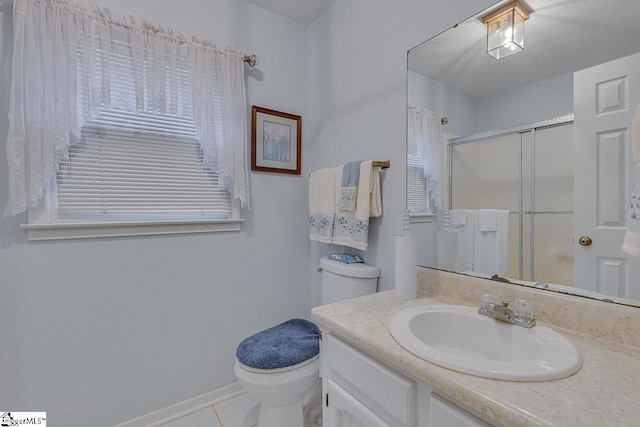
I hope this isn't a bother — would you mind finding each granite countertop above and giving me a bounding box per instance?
[311,290,640,427]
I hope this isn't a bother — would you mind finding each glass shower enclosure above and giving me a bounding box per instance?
[448,115,574,286]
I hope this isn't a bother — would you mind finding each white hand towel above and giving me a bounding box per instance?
[632,102,640,162]
[478,209,498,232]
[623,164,640,257]
[369,162,382,218]
[623,229,640,257]
[309,167,337,243]
[473,210,510,277]
[333,161,381,250]
[451,209,476,272]
[623,105,640,257]
[450,210,467,227]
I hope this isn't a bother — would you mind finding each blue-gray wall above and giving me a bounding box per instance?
[478,72,574,131]
[408,70,480,138]
[0,1,310,425]
[0,0,516,425]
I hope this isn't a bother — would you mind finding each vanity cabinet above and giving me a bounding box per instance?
[322,333,416,427]
[322,333,500,427]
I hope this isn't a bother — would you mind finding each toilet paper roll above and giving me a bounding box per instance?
[395,234,418,300]
[436,231,458,272]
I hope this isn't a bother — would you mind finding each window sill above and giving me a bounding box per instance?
[409,214,436,223]
[21,219,243,241]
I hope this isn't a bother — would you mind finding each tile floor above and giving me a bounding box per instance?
[159,392,320,427]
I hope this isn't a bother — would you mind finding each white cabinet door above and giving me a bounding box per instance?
[574,51,640,298]
[326,380,391,427]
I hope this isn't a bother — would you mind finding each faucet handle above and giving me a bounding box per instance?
[481,293,497,306]
[514,299,534,322]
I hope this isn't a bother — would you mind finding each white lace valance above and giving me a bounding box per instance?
[5,0,250,216]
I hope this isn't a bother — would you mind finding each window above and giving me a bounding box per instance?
[407,106,444,219]
[407,153,431,216]
[24,108,241,240]
[57,109,234,220]
[9,0,250,239]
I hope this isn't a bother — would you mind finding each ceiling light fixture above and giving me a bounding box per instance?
[482,1,529,60]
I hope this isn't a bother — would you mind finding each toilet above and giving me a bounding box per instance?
[234,257,379,427]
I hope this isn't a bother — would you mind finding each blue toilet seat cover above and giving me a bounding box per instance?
[236,319,320,370]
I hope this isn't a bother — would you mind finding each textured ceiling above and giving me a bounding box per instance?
[409,0,640,99]
[243,0,337,26]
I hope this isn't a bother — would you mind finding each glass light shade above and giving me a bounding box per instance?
[486,8,525,60]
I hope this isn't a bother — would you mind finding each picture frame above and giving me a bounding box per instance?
[251,106,302,175]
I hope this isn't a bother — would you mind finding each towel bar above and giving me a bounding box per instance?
[372,160,390,169]
[309,160,390,177]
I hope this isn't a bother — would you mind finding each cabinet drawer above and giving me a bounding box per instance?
[327,334,415,426]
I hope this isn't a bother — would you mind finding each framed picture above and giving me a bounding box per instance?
[251,106,302,174]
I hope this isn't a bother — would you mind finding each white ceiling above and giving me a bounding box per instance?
[408,0,640,99]
[244,0,640,97]
[243,0,337,26]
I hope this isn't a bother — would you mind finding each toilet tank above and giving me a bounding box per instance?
[320,257,379,305]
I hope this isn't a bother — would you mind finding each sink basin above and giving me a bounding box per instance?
[388,304,582,381]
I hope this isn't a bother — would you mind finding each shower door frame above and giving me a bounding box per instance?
[447,114,574,281]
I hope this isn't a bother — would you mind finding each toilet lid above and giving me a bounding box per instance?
[236,319,320,370]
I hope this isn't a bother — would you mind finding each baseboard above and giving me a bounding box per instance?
[114,382,245,427]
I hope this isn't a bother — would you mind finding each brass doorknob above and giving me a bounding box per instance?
[578,236,593,247]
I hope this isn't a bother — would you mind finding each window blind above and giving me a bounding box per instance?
[56,109,232,218]
[407,153,429,215]
[55,29,232,220]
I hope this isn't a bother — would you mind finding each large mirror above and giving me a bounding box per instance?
[407,0,640,306]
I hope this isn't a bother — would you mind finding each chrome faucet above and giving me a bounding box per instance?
[478,294,536,328]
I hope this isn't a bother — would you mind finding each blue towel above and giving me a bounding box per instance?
[236,319,320,370]
[341,161,363,188]
[338,161,363,212]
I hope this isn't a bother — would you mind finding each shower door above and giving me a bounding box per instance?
[450,133,526,280]
[450,119,574,286]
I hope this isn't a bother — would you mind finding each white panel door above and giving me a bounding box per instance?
[574,52,640,299]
